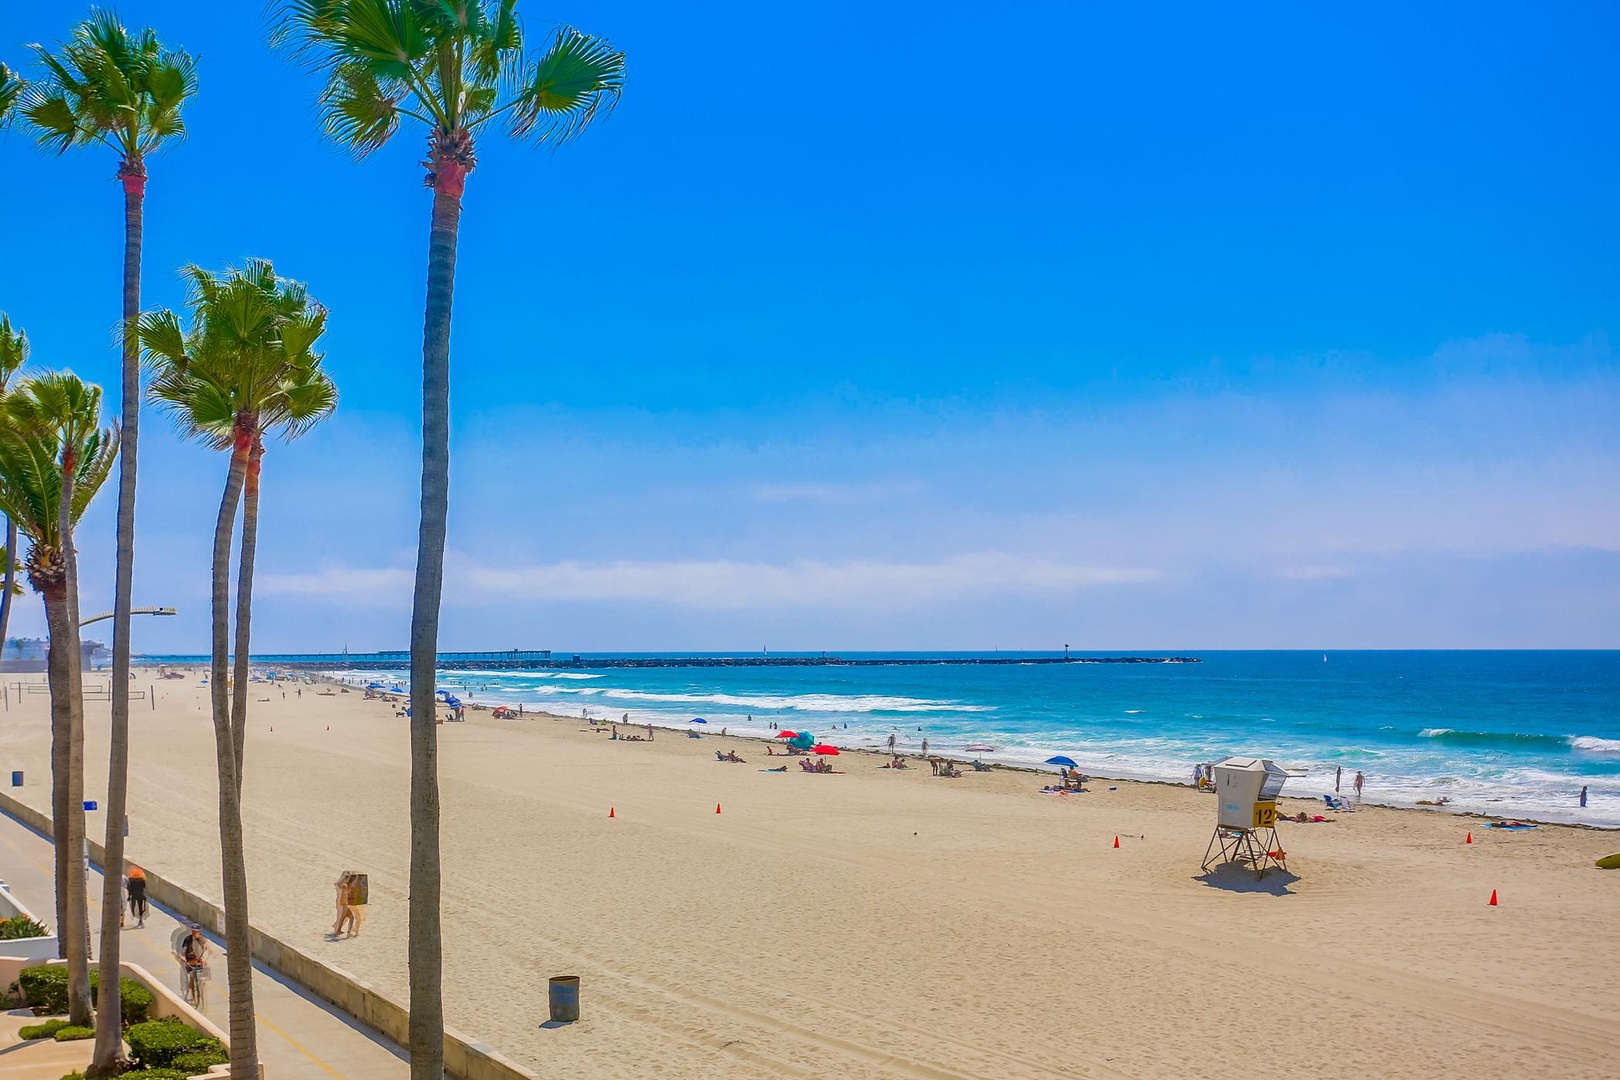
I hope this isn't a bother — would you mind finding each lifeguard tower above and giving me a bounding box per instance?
[1201,757,1294,878]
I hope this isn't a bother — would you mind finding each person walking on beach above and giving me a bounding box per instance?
[888,733,897,754]
[921,738,929,757]
[1580,785,1588,808]
[1335,766,1342,793]
[332,873,355,938]
[1354,771,1364,799]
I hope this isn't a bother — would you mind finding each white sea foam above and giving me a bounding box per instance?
[1569,735,1620,753]
[1418,728,1453,738]
[515,686,989,713]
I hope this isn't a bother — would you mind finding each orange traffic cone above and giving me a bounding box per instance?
[716,803,723,814]
[1465,832,1472,844]
[608,807,615,819]
[1488,889,1498,906]
[1113,836,1120,849]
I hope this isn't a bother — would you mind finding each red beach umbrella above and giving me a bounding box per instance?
[812,745,840,755]
[775,730,798,738]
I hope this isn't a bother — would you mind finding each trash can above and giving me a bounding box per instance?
[10,771,20,788]
[548,975,580,1023]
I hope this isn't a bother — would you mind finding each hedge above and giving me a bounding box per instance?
[19,1018,70,1040]
[54,1025,94,1041]
[170,1048,230,1076]
[17,965,154,1022]
[126,1018,223,1069]
[117,1071,191,1080]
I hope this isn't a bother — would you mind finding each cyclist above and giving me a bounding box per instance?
[179,925,209,1001]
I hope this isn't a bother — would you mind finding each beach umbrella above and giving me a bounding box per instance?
[812,745,840,755]
[690,717,707,724]
[775,730,798,739]
[1045,755,1079,768]
[789,732,815,750]
[443,695,462,709]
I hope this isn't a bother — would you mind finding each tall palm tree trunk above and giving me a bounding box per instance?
[53,451,93,1026]
[91,160,145,1077]
[0,517,16,660]
[229,435,262,791]
[210,428,257,1078]
[41,583,90,1027]
[408,159,465,1080]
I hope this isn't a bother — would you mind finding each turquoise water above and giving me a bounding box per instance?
[334,651,1620,826]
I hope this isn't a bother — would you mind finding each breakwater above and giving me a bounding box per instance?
[147,653,1202,671]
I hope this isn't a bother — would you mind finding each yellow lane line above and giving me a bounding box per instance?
[257,1014,349,1080]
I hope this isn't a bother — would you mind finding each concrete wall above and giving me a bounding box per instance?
[0,789,540,1080]
[0,880,59,962]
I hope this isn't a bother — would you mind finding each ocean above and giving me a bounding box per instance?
[323,651,1620,826]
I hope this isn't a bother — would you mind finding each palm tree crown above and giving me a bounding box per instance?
[0,61,21,122]
[0,374,119,586]
[140,260,338,446]
[0,315,29,392]
[20,10,197,186]
[274,0,624,190]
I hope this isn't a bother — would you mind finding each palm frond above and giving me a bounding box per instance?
[508,27,623,145]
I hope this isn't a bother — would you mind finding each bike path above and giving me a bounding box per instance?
[0,808,409,1080]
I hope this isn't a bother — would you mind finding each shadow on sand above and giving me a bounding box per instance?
[1193,863,1300,896]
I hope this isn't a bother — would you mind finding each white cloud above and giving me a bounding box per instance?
[257,554,1158,611]
[752,480,926,503]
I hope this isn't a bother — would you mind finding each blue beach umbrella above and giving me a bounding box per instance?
[1045,756,1079,768]
[789,732,815,751]
[444,695,462,709]
[690,717,707,724]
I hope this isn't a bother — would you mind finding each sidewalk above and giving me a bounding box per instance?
[0,808,409,1080]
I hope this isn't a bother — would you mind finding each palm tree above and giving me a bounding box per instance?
[0,318,28,680]
[20,17,196,1072]
[0,373,119,1029]
[141,261,336,1080]
[0,61,20,120]
[274,5,623,1072]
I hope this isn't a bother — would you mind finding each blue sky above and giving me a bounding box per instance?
[1,1,1617,651]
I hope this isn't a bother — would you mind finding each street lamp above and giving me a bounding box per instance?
[80,606,176,628]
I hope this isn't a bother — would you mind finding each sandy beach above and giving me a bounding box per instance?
[4,669,1618,1079]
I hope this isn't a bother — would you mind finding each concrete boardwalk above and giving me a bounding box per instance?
[0,808,409,1080]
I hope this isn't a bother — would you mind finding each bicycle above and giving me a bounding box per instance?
[181,960,205,1009]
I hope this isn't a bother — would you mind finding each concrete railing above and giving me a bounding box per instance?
[0,876,59,962]
[0,788,539,1080]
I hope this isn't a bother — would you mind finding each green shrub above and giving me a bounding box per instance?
[60,1072,84,1080]
[120,1071,191,1080]
[19,1018,70,1039]
[125,1018,222,1069]
[170,1049,230,1076]
[53,1025,94,1041]
[18,965,155,1023]
[19,965,69,1014]
[0,913,49,939]
[103,975,155,1024]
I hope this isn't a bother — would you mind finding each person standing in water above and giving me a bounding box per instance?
[1580,785,1588,808]
[1335,766,1342,793]
[1354,771,1364,799]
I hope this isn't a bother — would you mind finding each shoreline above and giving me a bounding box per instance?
[327,671,1619,832]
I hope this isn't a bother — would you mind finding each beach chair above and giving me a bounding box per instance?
[970,759,991,772]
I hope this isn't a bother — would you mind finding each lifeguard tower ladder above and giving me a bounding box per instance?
[1201,757,1293,878]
